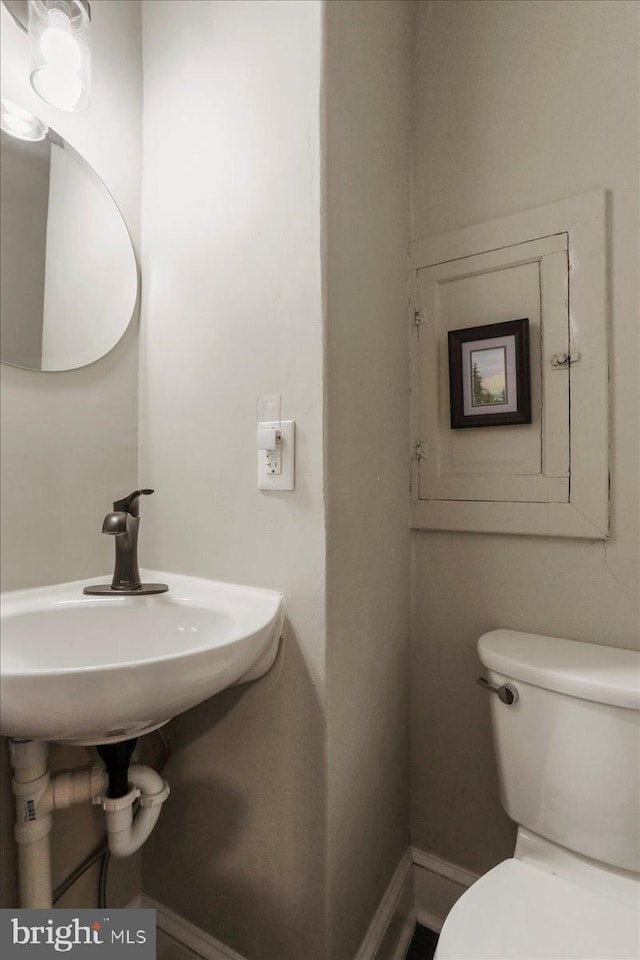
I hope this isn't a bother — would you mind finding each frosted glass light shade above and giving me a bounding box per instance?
[1,98,49,141]
[28,1,91,112]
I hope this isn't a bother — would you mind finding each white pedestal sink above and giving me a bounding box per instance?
[0,569,284,745]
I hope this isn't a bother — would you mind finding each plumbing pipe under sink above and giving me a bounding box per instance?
[100,764,169,859]
[9,739,170,908]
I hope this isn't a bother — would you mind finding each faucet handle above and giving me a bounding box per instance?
[112,489,154,517]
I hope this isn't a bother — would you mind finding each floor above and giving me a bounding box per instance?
[405,924,440,960]
[156,922,440,960]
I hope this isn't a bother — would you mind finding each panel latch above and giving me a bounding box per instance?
[550,352,581,369]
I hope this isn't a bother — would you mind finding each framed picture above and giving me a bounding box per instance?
[447,318,531,429]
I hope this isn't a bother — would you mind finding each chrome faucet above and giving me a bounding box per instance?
[83,489,168,596]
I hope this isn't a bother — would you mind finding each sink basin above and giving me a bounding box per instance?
[0,570,284,745]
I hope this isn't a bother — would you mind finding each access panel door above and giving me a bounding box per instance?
[409,191,608,539]
[416,234,569,504]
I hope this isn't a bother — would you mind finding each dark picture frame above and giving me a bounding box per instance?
[447,318,531,429]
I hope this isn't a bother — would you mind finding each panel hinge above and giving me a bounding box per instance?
[413,309,423,326]
[413,441,423,461]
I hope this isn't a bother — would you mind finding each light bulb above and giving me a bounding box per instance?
[0,99,48,142]
[39,9,82,74]
[31,68,83,110]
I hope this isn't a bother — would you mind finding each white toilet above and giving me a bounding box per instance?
[434,628,640,960]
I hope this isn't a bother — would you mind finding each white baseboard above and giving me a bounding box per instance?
[130,848,479,960]
[388,911,418,960]
[355,849,415,960]
[411,848,479,934]
[411,849,479,889]
[140,894,246,960]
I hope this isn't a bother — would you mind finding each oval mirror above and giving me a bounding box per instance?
[1,109,137,371]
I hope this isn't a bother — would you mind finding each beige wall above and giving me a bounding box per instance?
[0,0,143,909]
[410,0,640,875]
[323,2,413,956]
[138,2,327,957]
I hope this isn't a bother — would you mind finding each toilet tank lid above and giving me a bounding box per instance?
[478,630,640,709]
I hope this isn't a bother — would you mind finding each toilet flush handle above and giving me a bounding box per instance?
[477,676,519,705]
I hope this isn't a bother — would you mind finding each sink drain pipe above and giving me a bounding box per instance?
[96,744,170,859]
[9,738,170,909]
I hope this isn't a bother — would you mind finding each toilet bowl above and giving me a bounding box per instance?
[434,629,640,960]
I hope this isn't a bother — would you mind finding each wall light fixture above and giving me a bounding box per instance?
[3,0,91,112]
[0,97,49,139]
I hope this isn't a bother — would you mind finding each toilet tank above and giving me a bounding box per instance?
[478,629,640,874]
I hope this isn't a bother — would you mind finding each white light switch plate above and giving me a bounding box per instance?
[258,420,295,491]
